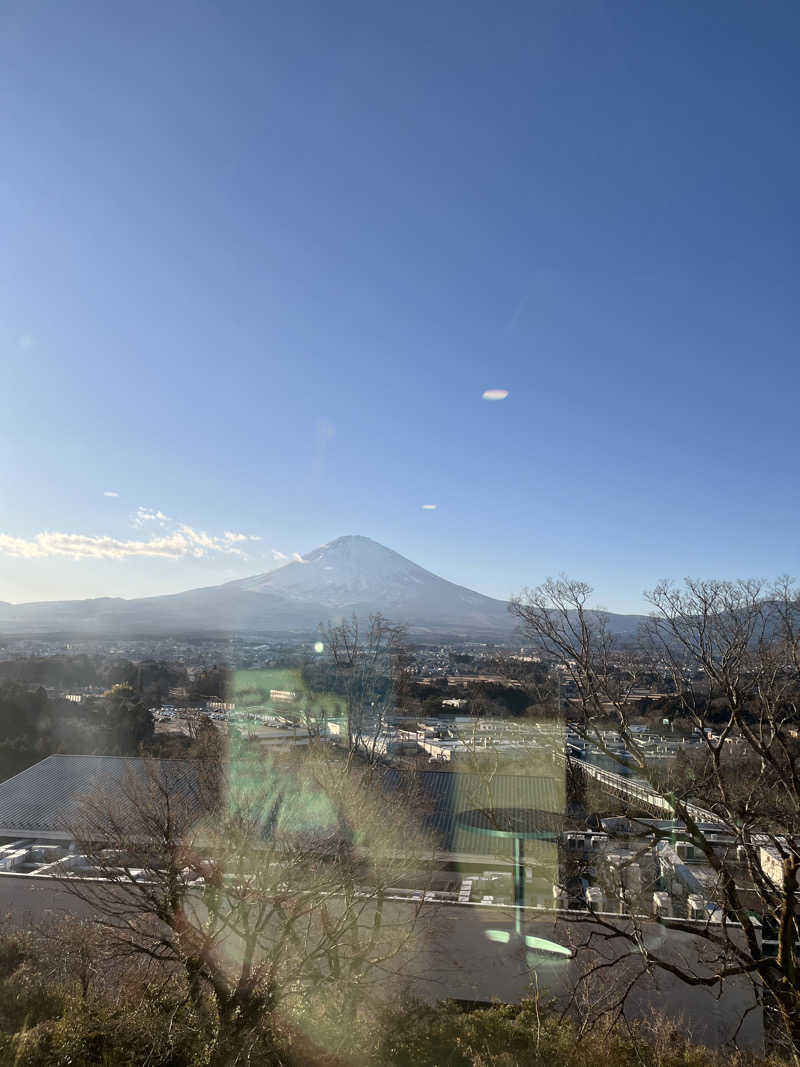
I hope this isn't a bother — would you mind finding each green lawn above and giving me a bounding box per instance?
[230,668,345,721]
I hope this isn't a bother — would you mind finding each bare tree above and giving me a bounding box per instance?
[323,613,408,763]
[58,748,433,1065]
[510,576,800,1061]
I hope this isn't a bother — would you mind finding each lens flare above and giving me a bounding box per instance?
[314,641,324,654]
[525,935,574,958]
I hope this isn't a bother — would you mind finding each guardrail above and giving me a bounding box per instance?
[554,749,724,826]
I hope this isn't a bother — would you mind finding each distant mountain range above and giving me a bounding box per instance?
[0,535,648,641]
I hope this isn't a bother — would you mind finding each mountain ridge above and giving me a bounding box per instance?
[0,535,647,640]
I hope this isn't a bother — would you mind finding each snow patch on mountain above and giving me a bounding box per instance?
[230,535,502,617]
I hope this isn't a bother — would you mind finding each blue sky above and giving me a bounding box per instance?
[2,0,798,612]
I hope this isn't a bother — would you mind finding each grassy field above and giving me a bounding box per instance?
[230,668,346,721]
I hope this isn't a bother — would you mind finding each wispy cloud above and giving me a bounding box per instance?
[103,491,119,498]
[0,526,256,562]
[271,548,306,564]
[17,334,34,353]
[133,506,170,526]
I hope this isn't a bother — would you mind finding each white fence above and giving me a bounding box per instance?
[555,750,723,826]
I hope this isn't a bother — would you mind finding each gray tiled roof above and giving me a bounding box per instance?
[0,755,208,838]
[0,756,568,860]
[383,769,567,857]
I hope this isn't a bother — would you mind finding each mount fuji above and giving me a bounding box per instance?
[228,535,513,633]
[0,535,648,640]
[0,536,519,639]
